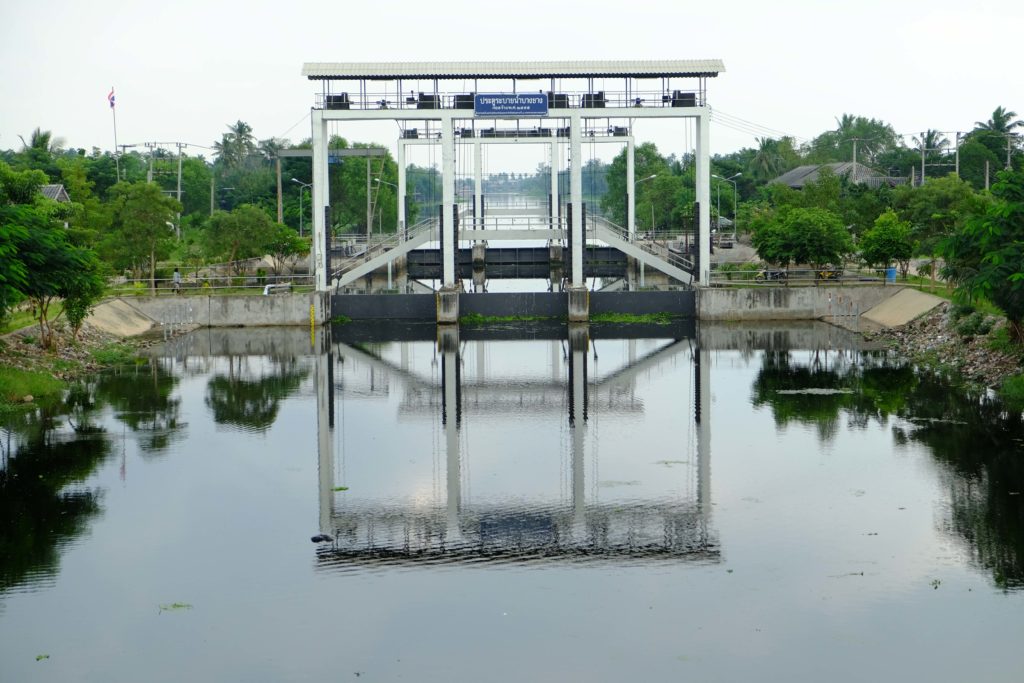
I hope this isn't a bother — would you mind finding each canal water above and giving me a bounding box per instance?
[2,322,1022,682]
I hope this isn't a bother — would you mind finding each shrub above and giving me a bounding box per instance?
[999,374,1024,413]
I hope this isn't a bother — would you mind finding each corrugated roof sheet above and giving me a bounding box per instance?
[771,162,886,188]
[302,60,724,80]
[39,184,70,202]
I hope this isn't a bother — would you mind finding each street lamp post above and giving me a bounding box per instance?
[291,178,311,237]
[711,172,741,234]
[633,173,657,236]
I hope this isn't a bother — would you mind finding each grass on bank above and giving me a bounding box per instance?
[0,366,64,410]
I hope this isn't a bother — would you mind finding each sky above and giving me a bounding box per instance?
[1,0,1021,171]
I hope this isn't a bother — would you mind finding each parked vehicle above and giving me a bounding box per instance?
[754,269,788,282]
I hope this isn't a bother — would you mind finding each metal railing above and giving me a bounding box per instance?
[594,217,695,272]
[316,89,705,112]
[107,273,314,296]
[707,267,889,286]
[330,218,438,281]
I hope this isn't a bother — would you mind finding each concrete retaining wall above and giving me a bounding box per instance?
[119,292,330,327]
[697,286,898,321]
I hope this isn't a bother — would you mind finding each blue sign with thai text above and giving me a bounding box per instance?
[474,93,548,117]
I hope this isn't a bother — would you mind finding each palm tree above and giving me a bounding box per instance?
[749,137,784,181]
[974,106,1022,134]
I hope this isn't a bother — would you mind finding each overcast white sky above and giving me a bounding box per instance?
[1,0,1021,170]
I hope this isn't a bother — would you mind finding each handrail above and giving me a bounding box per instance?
[330,218,437,281]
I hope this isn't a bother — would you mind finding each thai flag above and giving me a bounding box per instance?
[107,87,115,109]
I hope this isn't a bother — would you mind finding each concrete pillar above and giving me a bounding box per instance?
[569,112,584,287]
[441,114,457,287]
[311,110,329,291]
[437,288,459,324]
[397,139,406,239]
[568,287,589,322]
[550,138,559,229]
[472,242,486,266]
[695,110,711,286]
[474,139,483,229]
[627,137,635,240]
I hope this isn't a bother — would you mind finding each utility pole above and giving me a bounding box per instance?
[175,143,184,240]
[276,157,283,223]
[366,155,372,242]
[920,133,926,185]
[954,132,961,178]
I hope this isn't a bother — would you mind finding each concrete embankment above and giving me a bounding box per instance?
[698,286,905,323]
[88,292,330,336]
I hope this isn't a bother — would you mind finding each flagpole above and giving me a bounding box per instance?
[109,87,120,181]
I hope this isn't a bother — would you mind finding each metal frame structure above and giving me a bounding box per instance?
[303,60,724,297]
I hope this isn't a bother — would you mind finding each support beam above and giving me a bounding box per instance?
[695,109,711,286]
[311,110,329,291]
[441,114,457,287]
[397,140,406,239]
[569,112,584,287]
[627,137,635,240]
[474,139,483,229]
[550,138,559,229]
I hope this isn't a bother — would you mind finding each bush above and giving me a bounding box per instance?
[999,374,1024,413]
[950,303,976,321]
[955,311,994,337]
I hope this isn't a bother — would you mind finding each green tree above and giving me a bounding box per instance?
[859,210,915,278]
[941,170,1024,341]
[205,204,277,275]
[752,207,851,270]
[107,181,182,290]
[266,223,309,275]
[892,174,980,289]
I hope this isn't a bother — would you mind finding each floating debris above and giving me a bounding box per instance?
[311,534,334,543]
[332,486,349,492]
[158,602,192,613]
[776,388,853,395]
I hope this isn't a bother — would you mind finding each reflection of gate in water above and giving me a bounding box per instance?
[312,323,716,568]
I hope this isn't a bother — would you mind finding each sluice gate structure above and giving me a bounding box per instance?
[302,60,724,322]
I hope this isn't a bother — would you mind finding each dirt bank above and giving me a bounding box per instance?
[864,301,1022,389]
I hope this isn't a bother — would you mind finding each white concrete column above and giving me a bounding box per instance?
[695,109,711,286]
[474,139,483,229]
[550,138,559,229]
[311,110,329,291]
[569,112,584,286]
[441,114,457,286]
[627,137,636,240]
[397,139,406,239]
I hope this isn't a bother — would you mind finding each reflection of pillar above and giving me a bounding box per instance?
[568,324,588,522]
[695,345,711,513]
[316,328,334,534]
[439,326,462,542]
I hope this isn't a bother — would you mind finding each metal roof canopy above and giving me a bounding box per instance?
[302,60,724,80]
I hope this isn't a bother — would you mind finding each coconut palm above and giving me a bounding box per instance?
[749,137,784,181]
[974,106,1022,135]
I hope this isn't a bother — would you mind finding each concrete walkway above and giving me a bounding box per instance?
[87,299,156,336]
[861,288,944,328]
